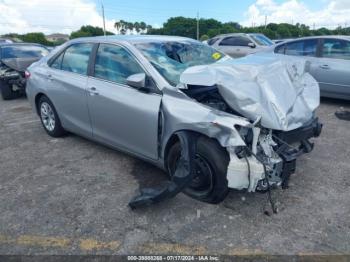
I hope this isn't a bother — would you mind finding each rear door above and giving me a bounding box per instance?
[45,43,94,137]
[87,43,162,160]
[311,38,350,97]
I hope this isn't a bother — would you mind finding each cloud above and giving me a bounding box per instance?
[0,0,118,35]
[241,0,350,29]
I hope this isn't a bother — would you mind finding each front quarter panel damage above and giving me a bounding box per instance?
[160,87,251,158]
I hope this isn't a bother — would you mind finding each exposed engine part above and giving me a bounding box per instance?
[227,129,284,192]
[255,130,284,191]
[181,85,239,115]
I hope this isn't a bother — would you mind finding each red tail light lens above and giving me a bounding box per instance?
[25,71,31,79]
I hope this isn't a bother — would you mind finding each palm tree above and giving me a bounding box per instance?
[140,22,147,34]
[127,22,134,34]
[134,22,141,34]
[114,20,127,35]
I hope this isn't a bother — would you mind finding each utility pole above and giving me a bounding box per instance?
[196,11,199,40]
[264,15,267,29]
[101,1,106,36]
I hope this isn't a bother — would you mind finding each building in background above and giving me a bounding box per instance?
[45,33,69,43]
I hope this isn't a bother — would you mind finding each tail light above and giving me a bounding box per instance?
[25,71,31,79]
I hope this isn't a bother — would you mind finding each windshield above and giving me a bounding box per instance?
[249,34,274,46]
[134,41,227,86]
[1,45,49,59]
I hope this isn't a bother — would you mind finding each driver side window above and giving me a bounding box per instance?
[94,44,144,85]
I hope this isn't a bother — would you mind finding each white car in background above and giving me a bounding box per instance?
[207,33,274,58]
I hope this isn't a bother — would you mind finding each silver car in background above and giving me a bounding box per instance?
[25,36,322,205]
[207,33,274,58]
[272,36,350,100]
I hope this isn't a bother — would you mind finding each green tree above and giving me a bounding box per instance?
[70,25,113,39]
[200,34,209,41]
[20,32,53,46]
[159,17,197,38]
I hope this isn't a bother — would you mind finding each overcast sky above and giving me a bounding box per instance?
[0,0,349,35]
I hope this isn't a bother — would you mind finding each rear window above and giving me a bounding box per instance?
[60,43,93,75]
[249,34,274,46]
[207,37,220,46]
[1,45,49,59]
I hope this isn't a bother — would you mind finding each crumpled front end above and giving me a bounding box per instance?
[180,54,320,131]
[177,54,322,192]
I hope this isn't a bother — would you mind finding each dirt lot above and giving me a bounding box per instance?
[0,97,349,256]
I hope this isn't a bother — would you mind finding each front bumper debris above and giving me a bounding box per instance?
[227,117,323,192]
[274,117,323,189]
[274,117,323,161]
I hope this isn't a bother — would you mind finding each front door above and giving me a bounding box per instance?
[87,44,162,160]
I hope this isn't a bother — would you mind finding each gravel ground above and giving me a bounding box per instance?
[0,97,349,256]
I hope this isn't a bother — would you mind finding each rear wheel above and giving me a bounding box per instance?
[38,96,66,137]
[0,80,19,100]
[167,136,230,204]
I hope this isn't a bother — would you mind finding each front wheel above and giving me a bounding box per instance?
[167,136,230,204]
[38,96,66,137]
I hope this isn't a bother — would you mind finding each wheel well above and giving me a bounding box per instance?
[164,134,179,170]
[34,93,45,115]
[163,131,228,171]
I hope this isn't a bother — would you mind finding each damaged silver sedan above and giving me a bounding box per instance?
[26,36,322,207]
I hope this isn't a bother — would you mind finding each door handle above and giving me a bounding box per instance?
[89,87,99,96]
[47,74,53,81]
[319,64,330,70]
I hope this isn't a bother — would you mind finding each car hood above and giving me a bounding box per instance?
[179,54,319,131]
[1,57,41,72]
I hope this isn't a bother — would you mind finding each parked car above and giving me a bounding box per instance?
[207,33,274,58]
[271,36,350,100]
[0,38,13,44]
[26,36,322,204]
[0,43,49,100]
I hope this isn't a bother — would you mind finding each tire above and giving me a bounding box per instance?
[38,96,66,137]
[167,136,230,204]
[0,80,19,100]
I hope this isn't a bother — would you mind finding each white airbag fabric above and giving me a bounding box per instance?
[180,55,319,131]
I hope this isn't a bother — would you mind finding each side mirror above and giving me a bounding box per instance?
[248,42,256,48]
[126,73,147,90]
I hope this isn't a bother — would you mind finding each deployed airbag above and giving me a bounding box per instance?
[180,55,320,131]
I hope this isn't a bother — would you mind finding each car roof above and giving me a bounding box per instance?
[68,35,198,45]
[281,35,350,44]
[0,42,47,48]
[214,33,249,38]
